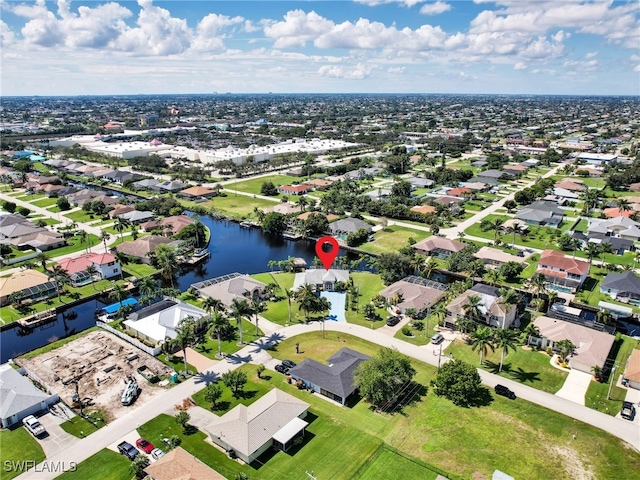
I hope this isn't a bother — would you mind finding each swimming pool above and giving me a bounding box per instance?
[320,291,346,322]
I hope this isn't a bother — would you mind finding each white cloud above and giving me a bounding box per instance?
[585,51,598,59]
[317,63,373,79]
[355,0,427,6]
[387,66,406,73]
[0,20,15,47]
[563,59,599,72]
[191,13,244,52]
[263,10,334,48]
[419,1,451,16]
[514,62,527,70]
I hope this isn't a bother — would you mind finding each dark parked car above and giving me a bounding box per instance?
[117,441,139,460]
[494,384,516,400]
[386,316,401,327]
[275,364,289,374]
[282,359,297,369]
[621,401,636,420]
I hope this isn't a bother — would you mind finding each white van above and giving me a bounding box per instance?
[431,333,444,344]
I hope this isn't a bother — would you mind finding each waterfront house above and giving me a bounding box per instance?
[600,271,640,304]
[57,253,121,286]
[293,269,349,292]
[192,272,266,308]
[115,236,173,263]
[445,284,517,329]
[536,250,590,293]
[0,269,57,305]
[412,236,465,259]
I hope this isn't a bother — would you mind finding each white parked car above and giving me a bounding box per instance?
[22,415,46,436]
[151,448,165,460]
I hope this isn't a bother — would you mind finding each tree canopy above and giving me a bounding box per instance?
[431,359,483,407]
[354,347,416,409]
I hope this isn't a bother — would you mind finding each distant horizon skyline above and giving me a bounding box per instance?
[1,1,638,96]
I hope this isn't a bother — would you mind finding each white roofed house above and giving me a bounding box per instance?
[123,299,208,346]
[192,273,266,308]
[0,363,58,428]
[446,284,518,329]
[293,269,350,292]
[205,388,310,464]
[588,216,640,242]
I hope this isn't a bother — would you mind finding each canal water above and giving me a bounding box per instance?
[0,215,367,362]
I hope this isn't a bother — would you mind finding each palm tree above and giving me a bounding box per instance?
[484,268,501,287]
[174,316,196,375]
[229,298,251,345]
[48,265,69,302]
[36,251,49,272]
[113,251,128,280]
[529,273,547,300]
[467,260,485,285]
[617,198,632,214]
[423,257,438,279]
[493,328,519,372]
[580,189,600,215]
[555,339,576,362]
[109,283,128,309]
[506,223,523,248]
[202,297,224,315]
[138,276,158,305]
[114,217,131,242]
[130,224,139,241]
[522,322,540,345]
[490,218,504,243]
[469,326,495,364]
[79,230,89,253]
[430,302,447,331]
[570,238,582,258]
[295,283,317,321]
[284,289,295,325]
[596,309,614,325]
[155,244,178,288]
[462,294,483,325]
[584,242,601,265]
[85,264,99,289]
[100,229,111,253]
[298,196,309,212]
[207,312,229,359]
[250,298,265,336]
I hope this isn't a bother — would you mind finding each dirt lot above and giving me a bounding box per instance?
[17,330,174,421]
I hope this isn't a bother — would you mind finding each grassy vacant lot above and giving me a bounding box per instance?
[251,272,295,325]
[192,318,264,359]
[356,447,441,480]
[63,210,99,223]
[359,225,430,255]
[445,339,568,393]
[201,194,277,219]
[0,428,46,480]
[55,449,131,480]
[30,197,58,208]
[346,271,388,328]
[230,174,302,195]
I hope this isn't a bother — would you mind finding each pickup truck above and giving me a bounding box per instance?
[117,441,139,460]
[621,401,636,420]
[23,415,46,436]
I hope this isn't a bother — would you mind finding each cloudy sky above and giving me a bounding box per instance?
[1,0,638,96]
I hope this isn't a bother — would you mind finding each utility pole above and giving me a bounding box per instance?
[305,471,317,480]
[607,365,617,400]
[437,342,443,371]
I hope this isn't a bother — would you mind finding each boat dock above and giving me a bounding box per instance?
[184,249,210,265]
[18,309,57,328]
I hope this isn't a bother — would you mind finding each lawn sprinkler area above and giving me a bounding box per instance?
[321,291,346,322]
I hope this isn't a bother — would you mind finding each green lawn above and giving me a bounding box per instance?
[30,197,58,208]
[251,272,297,326]
[59,411,106,437]
[359,225,430,255]
[200,195,277,219]
[63,210,100,223]
[0,428,46,480]
[123,263,158,278]
[346,271,388,329]
[445,339,568,393]
[16,193,45,201]
[55,449,131,480]
[356,447,440,480]
[230,174,302,195]
[192,318,264,359]
[191,364,274,413]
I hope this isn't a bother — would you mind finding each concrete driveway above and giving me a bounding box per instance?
[555,369,593,405]
[33,412,80,458]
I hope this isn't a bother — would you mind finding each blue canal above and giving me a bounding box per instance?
[0,215,367,362]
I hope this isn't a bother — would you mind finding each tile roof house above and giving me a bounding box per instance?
[328,218,372,235]
[293,269,350,292]
[554,179,586,192]
[192,272,266,308]
[115,236,173,263]
[0,269,58,305]
[410,204,437,215]
[474,246,526,267]
[0,364,58,428]
[144,447,226,480]
[57,253,121,286]
[447,187,473,198]
[141,215,194,234]
[277,184,312,195]
[622,349,640,390]
[515,201,565,227]
[12,231,66,251]
[206,388,310,464]
[446,283,518,329]
[123,299,207,345]
[531,316,615,373]
[600,271,640,304]
[412,236,465,259]
[109,205,135,218]
[378,276,448,314]
[588,216,640,242]
[602,207,636,219]
[289,348,370,405]
[296,212,339,222]
[536,250,590,292]
[302,178,333,190]
[119,210,156,224]
[434,195,464,206]
[179,186,216,198]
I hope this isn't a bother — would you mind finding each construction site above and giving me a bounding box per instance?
[16,330,174,421]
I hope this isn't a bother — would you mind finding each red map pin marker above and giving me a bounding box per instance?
[315,236,339,270]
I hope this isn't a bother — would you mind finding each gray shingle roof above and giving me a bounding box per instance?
[288,348,369,400]
[328,218,372,234]
[0,364,52,420]
[601,271,640,295]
